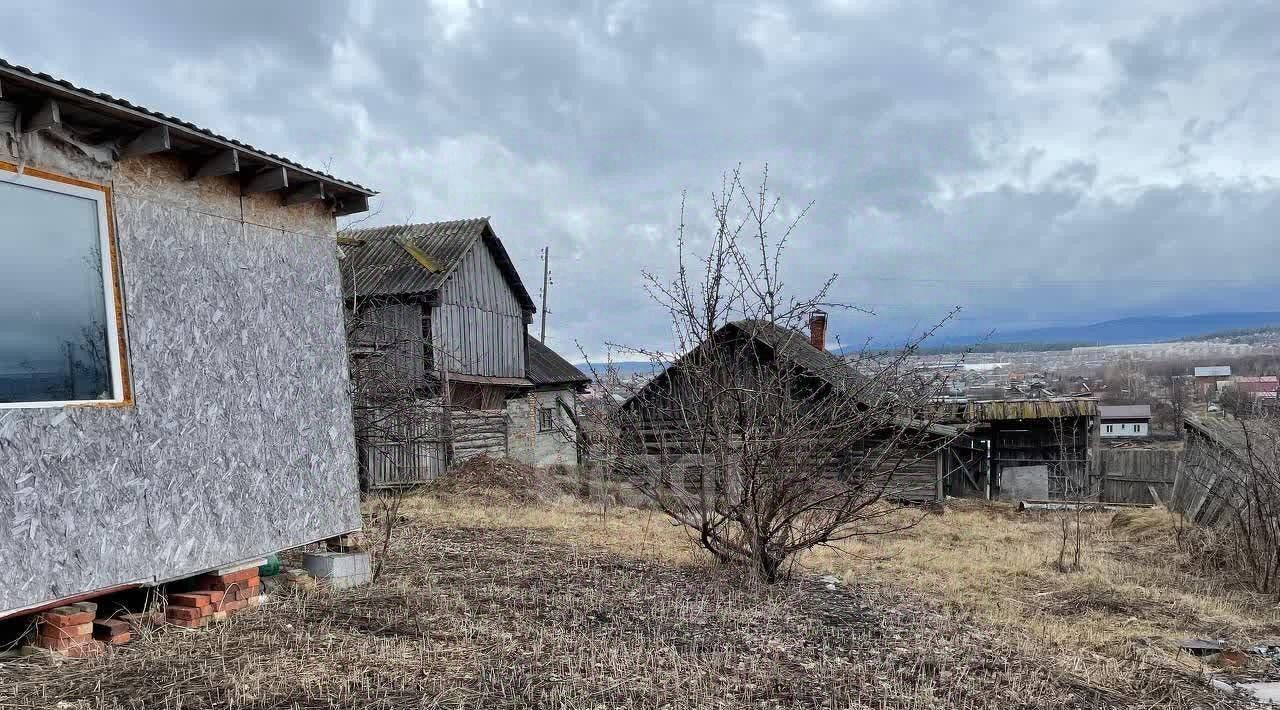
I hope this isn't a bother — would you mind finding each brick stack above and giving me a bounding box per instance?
[93,618,132,646]
[34,602,104,657]
[167,564,265,628]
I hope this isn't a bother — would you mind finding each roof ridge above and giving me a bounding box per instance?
[340,217,490,237]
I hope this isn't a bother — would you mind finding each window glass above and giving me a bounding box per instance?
[0,177,116,404]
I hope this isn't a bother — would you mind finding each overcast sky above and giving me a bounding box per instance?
[4,1,1278,360]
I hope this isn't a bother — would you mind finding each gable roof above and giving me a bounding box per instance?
[624,319,957,437]
[1099,404,1151,420]
[340,218,536,313]
[729,319,851,385]
[526,335,591,388]
[0,59,373,214]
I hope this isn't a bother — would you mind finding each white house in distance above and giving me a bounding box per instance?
[1099,405,1152,438]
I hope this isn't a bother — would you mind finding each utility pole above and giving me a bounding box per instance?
[539,245,550,343]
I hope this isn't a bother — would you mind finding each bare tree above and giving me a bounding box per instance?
[588,167,958,583]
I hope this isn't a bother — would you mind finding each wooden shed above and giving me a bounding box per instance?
[1172,414,1279,526]
[340,219,537,486]
[936,398,1099,500]
[0,59,373,617]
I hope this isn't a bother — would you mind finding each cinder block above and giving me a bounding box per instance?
[303,551,371,589]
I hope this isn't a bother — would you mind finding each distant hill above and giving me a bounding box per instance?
[576,313,1280,375]
[925,312,1280,351]
[576,360,664,377]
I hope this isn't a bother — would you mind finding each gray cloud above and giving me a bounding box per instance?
[2,1,1278,359]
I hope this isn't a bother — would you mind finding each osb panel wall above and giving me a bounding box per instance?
[0,142,359,614]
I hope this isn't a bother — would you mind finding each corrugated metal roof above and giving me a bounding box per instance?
[1099,404,1151,419]
[527,335,590,388]
[0,58,374,206]
[340,218,536,312]
[1195,366,1232,377]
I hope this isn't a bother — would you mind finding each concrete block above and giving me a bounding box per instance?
[999,465,1049,502]
[302,551,371,589]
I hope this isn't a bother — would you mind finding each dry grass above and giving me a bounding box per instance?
[0,490,1263,709]
[805,500,1280,688]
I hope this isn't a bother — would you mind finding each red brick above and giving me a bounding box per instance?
[203,590,225,604]
[93,619,130,637]
[42,608,95,627]
[34,635,86,651]
[168,617,206,629]
[204,568,256,585]
[166,606,201,621]
[62,641,106,658]
[199,604,213,617]
[222,599,246,613]
[100,633,131,645]
[170,593,209,608]
[39,622,93,640]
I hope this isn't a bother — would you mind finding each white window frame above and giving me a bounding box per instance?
[0,167,125,409]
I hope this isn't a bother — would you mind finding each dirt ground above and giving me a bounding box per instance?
[0,491,1264,709]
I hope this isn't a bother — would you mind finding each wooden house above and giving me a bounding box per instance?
[619,317,958,504]
[340,219,539,485]
[507,335,591,467]
[0,59,373,618]
[342,219,535,405]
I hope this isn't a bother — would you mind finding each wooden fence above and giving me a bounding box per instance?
[360,404,509,489]
[1094,449,1178,505]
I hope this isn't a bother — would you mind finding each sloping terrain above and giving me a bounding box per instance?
[0,494,1257,709]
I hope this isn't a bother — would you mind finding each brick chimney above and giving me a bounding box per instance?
[808,311,828,351]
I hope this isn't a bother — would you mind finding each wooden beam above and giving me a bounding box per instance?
[243,166,288,194]
[191,149,239,179]
[23,99,60,134]
[120,125,170,158]
[284,181,325,206]
[335,194,370,216]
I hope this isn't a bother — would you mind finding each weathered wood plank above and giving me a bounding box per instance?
[121,125,170,158]
[243,167,288,194]
[192,149,240,178]
[285,181,326,205]
[23,99,59,134]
